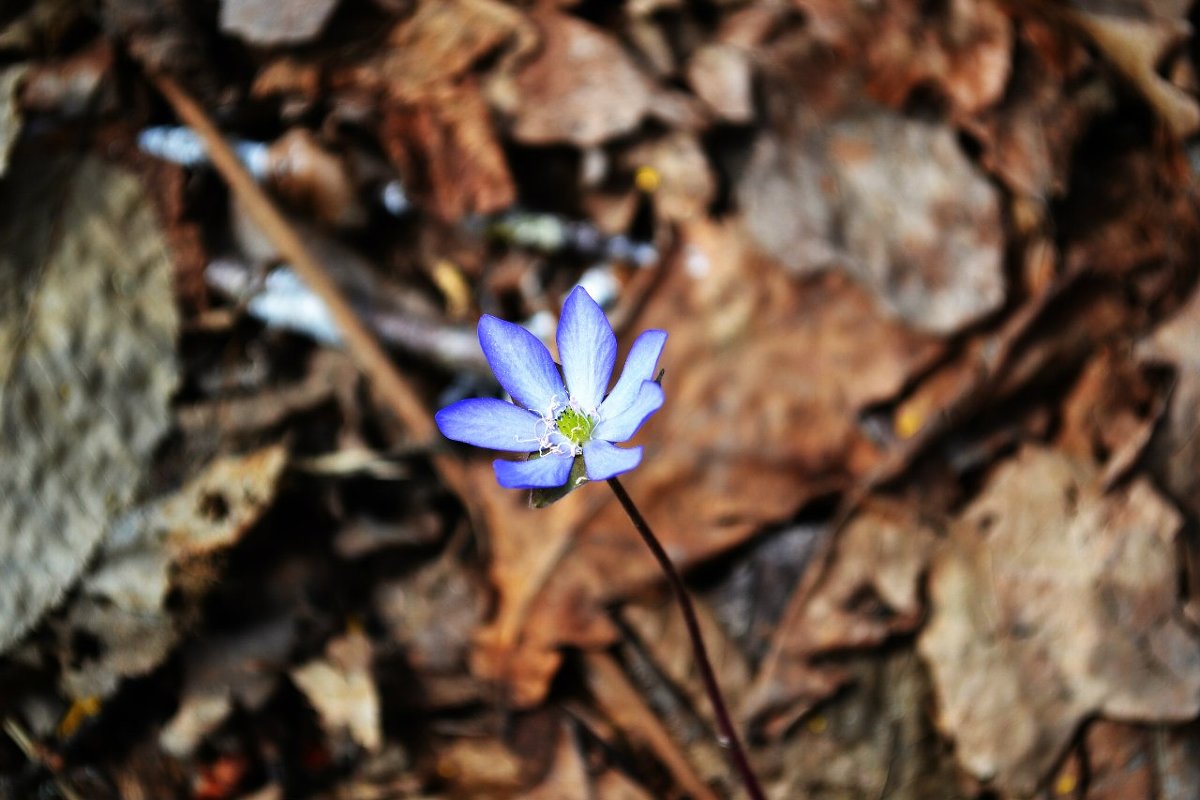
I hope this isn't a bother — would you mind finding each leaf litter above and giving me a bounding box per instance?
[3,1,1200,798]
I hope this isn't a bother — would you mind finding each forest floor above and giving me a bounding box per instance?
[4,1,1200,798]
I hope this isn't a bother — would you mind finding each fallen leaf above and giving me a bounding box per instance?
[864,0,1012,117]
[747,499,938,727]
[622,132,716,222]
[1062,3,1200,138]
[0,156,178,654]
[267,128,366,228]
[772,649,965,800]
[433,737,527,795]
[57,446,288,700]
[374,550,488,709]
[621,593,750,739]
[380,80,515,220]
[291,629,382,753]
[494,10,653,147]
[219,0,339,46]
[343,0,534,105]
[1137,285,1200,518]
[739,104,1005,334]
[1079,721,1154,800]
[970,16,1107,200]
[524,724,589,800]
[918,446,1200,794]
[593,768,655,800]
[160,616,298,757]
[791,0,1010,118]
[1057,348,1162,488]
[686,43,754,123]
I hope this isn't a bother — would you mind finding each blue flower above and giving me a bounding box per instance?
[436,286,666,489]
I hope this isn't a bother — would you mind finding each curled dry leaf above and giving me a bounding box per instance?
[1057,348,1162,489]
[291,629,382,753]
[267,128,367,228]
[494,10,653,147]
[57,446,289,700]
[739,105,1004,335]
[918,447,1200,794]
[1061,3,1200,138]
[0,156,178,655]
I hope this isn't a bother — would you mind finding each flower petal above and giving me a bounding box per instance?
[435,398,544,452]
[598,329,667,421]
[479,315,567,414]
[557,286,617,412]
[592,380,664,443]
[493,453,574,488]
[582,439,643,481]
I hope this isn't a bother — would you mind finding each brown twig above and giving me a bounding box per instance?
[150,74,469,497]
[607,477,767,800]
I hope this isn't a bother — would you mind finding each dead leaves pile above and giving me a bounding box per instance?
[4,0,1200,798]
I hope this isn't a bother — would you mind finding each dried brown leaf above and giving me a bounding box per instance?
[345,0,533,105]
[622,132,715,222]
[747,500,937,726]
[160,617,298,757]
[524,725,589,800]
[1063,4,1200,138]
[971,19,1109,200]
[1138,285,1200,518]
[918,447,1200,794]
[291,629,382,753]
[381,81,515,220]
[495,10,653,147]
[686,43,754,124]
[268,128,366,228]
[793,0,1011,117]
[57,446,288,700]
[219,0,339,46]
[772,649,964,800]
[740,105,1005,334]
[20,39,115,118]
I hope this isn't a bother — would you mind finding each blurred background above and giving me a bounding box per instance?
[3,0,1200,797]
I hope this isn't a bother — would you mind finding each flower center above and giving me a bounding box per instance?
[555,407,595,447]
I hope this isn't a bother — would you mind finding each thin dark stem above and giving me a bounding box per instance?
[607,478,767,800]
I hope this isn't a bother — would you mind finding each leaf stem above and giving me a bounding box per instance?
[607,477,767,800]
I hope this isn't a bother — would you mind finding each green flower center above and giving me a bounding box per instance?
[555,407,595,447]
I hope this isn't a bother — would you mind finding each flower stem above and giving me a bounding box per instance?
[607,477,767,800]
